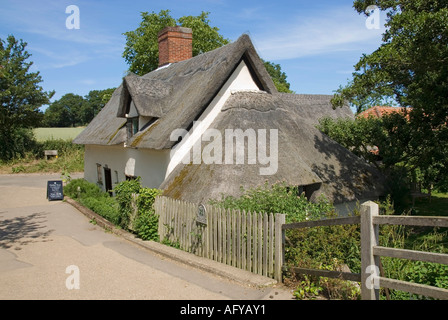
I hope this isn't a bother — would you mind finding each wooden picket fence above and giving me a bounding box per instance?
[154,196,286,281]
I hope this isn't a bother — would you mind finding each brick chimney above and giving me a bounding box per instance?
[157,26,193,67]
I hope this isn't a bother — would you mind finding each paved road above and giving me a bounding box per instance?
[0,173,294,300]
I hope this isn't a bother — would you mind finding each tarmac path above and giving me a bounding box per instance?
[0,173,294,300]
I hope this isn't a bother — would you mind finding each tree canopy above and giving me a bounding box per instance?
[263,60,294,93]
[43,88,115,127]
[0,35,54,160]
[333,0,448,119]
[328,0,448,196]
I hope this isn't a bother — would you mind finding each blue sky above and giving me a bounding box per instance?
[0,0,386,111]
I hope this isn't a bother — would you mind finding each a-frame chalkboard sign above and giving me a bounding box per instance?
[47,180,64,201]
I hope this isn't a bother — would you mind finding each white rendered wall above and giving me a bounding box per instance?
[166,60,260,178]
[84,144,170,191]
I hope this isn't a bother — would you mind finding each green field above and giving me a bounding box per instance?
[33,127,85,141]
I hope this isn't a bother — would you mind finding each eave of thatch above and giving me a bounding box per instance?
[73,85,127,146]
[278,93,354,125]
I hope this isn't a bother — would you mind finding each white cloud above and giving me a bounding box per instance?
[252,6,384,61]
[28,46,90,70]
[78,79,96,86]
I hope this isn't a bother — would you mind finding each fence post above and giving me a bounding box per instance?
[274,213,286,282]
[361,201,380,300]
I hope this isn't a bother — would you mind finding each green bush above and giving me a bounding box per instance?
[37,139,84,157]
[113,178,162,240]
[209,181,358,270]
[1,137,84,173]
[36,139,84,173]
[65,178,162,242]
[135,188,162,241]
[0,127,39,161]
[209,181,334,223]
[64,178,119,225]
[378,198,448,299]
[80,196,120,225]
[113,178,142,229]
[64,178,104,199]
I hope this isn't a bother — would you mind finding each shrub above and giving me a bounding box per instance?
[65,178,162,241]
[0,127,38,161]
[80,196,120,225]
[134,188,162,241]
[209,181,334,223]
[2,137,84,173]
[37,139,84,157]
[64,178,119,224]
[113,178,142,229]
[64,178,104,199]
[113,178,162,240]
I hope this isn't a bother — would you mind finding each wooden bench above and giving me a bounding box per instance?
[44,150,58,160]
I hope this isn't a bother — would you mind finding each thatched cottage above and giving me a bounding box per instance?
[74,26,384,210]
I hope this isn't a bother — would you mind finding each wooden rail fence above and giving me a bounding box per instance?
[154,196,286,281]
[282,201,448,300]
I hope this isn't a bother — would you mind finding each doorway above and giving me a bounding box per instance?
[104,167,113,196]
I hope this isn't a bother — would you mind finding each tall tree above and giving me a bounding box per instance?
[83,88,116,123]
[333,0,448,120]
[44,93,85,127]
[263,60,294,93]
[331,0,448,193]
[0,35,54,160]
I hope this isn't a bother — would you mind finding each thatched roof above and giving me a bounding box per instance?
[74,34,277,148]
[278,93,354,125]
[160,91,384,204]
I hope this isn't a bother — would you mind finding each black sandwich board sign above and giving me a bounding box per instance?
[47,180,64,201]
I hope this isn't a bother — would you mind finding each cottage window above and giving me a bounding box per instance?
[96,163,103,184]
[127,117,139,138]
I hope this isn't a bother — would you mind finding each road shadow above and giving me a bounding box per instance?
[0,212,54,250]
